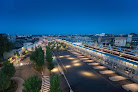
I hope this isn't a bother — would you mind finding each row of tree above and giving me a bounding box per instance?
[47,42,62,92]
[0,61,16,91]
[30,47,44,72]
[48,41,68,51]
[46,46,54,73]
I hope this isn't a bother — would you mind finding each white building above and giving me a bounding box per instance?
[95,33,105,36]
[127,35,132,43]
[115,35,133,47]
[23,42,35,51]
[115,37,127,46]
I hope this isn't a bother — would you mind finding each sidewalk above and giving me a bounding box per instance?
[11,77,24,92]
[42,62,50,76]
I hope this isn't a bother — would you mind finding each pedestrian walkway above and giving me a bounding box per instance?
[15,62,33,67]
[23,62,33,66]
[11,77,24,92]
[41,76,50,92]
[41,45,50,92]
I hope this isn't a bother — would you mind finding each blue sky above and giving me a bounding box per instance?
[0,0,138,35]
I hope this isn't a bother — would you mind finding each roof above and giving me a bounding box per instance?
[64,39,138,66]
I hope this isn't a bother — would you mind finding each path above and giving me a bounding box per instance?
[11,77,24,92]
[41,76,50,92]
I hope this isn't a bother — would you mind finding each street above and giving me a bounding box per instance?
[54,50,127,92]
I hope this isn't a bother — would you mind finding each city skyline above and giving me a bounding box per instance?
[0,0,138,35]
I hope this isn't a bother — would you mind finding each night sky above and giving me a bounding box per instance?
[0,0,138,35]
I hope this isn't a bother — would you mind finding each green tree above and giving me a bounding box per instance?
[46,46,54,73]
[30,47,44,68]
[14,51,20,57]
[30,47,44,73]
[63,44,66,48]
[1,61,16,77]
[48,62,54,72]
[48,42,52,47]
[51,44,55,50]
[36,52,44,67]
[22,76,42,92]
[54,41,56,44]
[49,75,61,92]
[56,44,60,51]
[0,61,16,91]
[65,45,68,49]
[30,51,36,62]
[46,46,53,63]
[0,72,11,91]
[0,34,13,60]
[130,33,137,36]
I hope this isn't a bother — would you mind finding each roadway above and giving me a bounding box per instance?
[54,50,127,92]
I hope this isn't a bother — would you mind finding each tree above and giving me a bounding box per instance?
[30,47,44,73]
[46,46,54,73]
[130,33,137,36]
[49,75,61,92]
[30,51,36,62]
[46,46,53,63]
[22,51,26,55]
[0,61,16,91]
[0,34,13,60]
[51,44,55,50]
[0,72,11,91]
[30,47,44,67]
[1,61,16,77]
[54,41,56,44]
[62,44,66,48]
[14,51,20,57]
[22,76,42,92]
[65,45,68,49]
[48,42,52,47]
[56,44,60,51]
[48,62,54,72]
[36,52,44,67]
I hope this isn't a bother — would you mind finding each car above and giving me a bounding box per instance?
[20,58,24,61]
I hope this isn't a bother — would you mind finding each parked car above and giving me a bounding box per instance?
[20,58,24,61]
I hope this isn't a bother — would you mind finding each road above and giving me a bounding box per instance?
[54,50,127,92]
